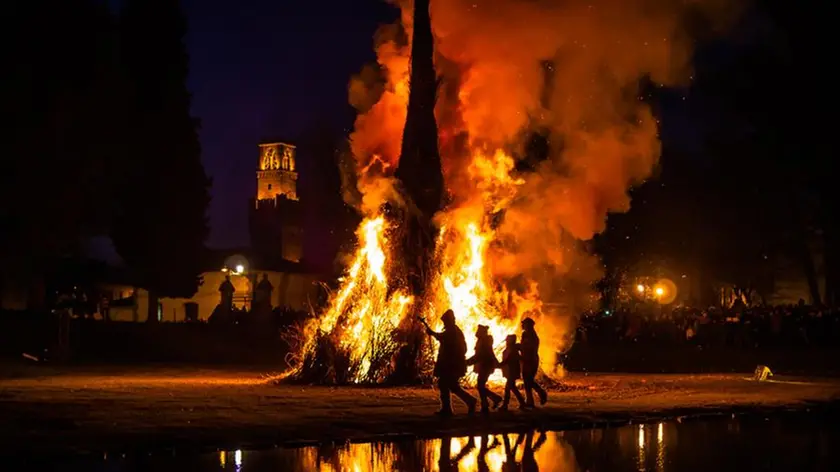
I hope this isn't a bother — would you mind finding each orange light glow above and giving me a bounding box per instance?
[284,0,724,383]
[285,151,556,384]
[654,278,678,304]
[286,433,580,471]
[299,215,414,383]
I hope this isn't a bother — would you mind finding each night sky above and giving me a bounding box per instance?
[174,0,733,250]
[181,0,396,248]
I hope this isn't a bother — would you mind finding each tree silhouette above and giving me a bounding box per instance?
[111,0,210,322]
[597,0,830,306]
[296,120,358,275]
[2,0,121,308]
[688,1,824,304]
[393,0,444,299]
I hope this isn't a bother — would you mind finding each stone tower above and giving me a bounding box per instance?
[249,142,302,264]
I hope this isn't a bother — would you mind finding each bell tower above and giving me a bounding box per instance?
[256,142,298,201]
[249,141,302,264]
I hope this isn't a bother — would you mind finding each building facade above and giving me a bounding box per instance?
[93,141,319,322]
[105,269,317,322]
[249,142,303,264]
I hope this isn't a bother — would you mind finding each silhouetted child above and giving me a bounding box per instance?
[498,334,526,410]
[466,325,503,414]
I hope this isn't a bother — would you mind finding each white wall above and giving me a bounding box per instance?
[106,270,320,322]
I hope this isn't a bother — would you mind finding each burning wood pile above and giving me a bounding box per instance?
[280,0,736,385]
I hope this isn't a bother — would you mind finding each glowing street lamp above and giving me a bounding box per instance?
[654,286,664,297]
[636,284,645,293]
[235,264,245,274]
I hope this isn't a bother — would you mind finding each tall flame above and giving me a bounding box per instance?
[287,0,739,384]
[290,216,413,383]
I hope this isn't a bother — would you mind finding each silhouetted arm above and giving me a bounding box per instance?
[486,435,501,452]
[499,350,510,368]
[426,328,443,341]
[420,318,443,340]
[453,437,476,463]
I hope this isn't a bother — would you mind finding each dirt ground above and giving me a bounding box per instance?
[1,366,839,456]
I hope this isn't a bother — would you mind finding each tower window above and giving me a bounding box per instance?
[267,184,272,190]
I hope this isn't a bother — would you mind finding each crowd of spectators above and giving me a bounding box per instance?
[577,302,840,348]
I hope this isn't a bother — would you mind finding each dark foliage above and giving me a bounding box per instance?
[110,0,211,318]
[393,0,444,300]
[2,1,209,314]
[596,0,834,306]
[295,121,358,275]
[0,0,116,272]
[1,1,123,306]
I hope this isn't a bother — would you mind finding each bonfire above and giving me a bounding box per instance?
[280,0,710,385]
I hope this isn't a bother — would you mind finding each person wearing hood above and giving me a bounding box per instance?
[423,309,477,416]
[467,324,503,414]
[520,317,548,407]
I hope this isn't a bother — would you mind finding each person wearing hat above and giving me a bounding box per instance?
[520,317,548,407]
[466,324,503,414]
[423,309,477,416]
[498,333,527,410]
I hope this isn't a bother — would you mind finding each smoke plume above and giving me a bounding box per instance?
[427,0,739,283]
[339,0,742,366]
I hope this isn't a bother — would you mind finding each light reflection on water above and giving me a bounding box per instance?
[217,431,575,472]
[51,413,840,471]
[207,415,836,471]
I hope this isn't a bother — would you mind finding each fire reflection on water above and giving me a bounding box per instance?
[106,415,840,471]
[217,431,583,472]
[213,424,681,471]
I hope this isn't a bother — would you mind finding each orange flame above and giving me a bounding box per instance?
[288,0,739,384]
[293,216,413,383]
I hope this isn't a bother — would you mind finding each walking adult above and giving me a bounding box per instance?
[520,318,548,407]
[422,309,477,416]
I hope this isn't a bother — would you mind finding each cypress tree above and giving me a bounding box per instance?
[112,0,210,322]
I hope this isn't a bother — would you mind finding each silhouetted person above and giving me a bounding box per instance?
[520,318,548,407]
[467,324,502,414]
[499,334,526,410]
[219,275,235,311]
[254,273,273,309]
[251,273,274,328]
[422,309,477,416]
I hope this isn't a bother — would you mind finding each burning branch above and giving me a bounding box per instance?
[279,0,735,386]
